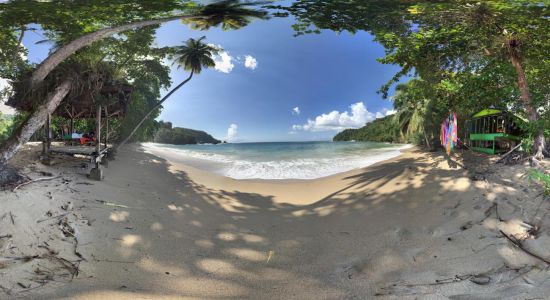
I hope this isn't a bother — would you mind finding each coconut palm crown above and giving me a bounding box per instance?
[185,0,271,31]
[172,36,219,74]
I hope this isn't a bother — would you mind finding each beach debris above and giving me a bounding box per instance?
[95,199,129,208]
[58,217,75,237]
[36,212,69,223]
[61,202,73,211]
[499,230,550,265]
[470,275,491,285]
[17,282,30,289]
[0,234,12,239]
[12,176,60,192]
[9,212,14,225]
[266,250,274,263]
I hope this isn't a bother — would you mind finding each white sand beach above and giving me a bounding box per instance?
[1,143,549,299]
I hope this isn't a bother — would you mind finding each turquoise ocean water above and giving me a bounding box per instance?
[143,141,410,180]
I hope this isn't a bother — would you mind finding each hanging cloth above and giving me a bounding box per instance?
[440,113,458,155]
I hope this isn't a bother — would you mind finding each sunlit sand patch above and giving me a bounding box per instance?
[217,232,237,241]
[497,246,537,267]
[138,256,187,276]
[160,276,248,297]
[291,209,308,217]
[168,203,183,211]
[313,204,336,216]
[241,234,265,244]
[216,197,255,213]
[195,239,214,249]
[225,248,265,262]
[109,211,130,222]
[150,222,163,231]
[440,177,470,192]
[197,259,238,275]
[190,220,202,227]
[121,234,142,247]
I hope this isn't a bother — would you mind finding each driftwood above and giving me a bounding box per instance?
[12,176,60,191]
[496,142,523,163]
[36,212,69,223]
[499,230,550,265]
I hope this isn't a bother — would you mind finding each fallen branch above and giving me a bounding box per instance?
[499,230,550,265]
[496,142,523,163]
[0,234,12,239]
[36,213,69,223]
[12,176,60,192]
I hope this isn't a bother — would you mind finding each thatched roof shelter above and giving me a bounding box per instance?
[6,81,134,119]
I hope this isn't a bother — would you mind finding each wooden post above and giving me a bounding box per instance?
[95,105,101,156]
[104,106,109,149]
[90,105,104,180]
[45,113,51,154]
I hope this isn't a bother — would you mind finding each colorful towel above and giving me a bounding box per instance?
[441,113,458,155]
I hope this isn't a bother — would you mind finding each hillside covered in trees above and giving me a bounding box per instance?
[333,115,403,143]
[153,121,220,145]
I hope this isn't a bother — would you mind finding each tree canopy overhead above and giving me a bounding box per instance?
[275,0,549,158]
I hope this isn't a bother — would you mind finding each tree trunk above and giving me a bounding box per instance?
[30,15,200,88]
[116,72,194,150]
[0,78,72,165]
[509,51,546,160]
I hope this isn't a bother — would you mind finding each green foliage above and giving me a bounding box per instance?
[334,115,403,143]
[0,112,14,142]
[154,125,220,145]
[527,169,550,195]
[171,36,219,74]
[280,0,549,151]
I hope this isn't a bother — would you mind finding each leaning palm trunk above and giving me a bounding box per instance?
[30,15,203,89]
[509,50,546,160]
[116,71,194,150]
[0,78,72,165]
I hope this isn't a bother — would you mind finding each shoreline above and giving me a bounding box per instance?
[142,142,413,182]
[144,143,418,205]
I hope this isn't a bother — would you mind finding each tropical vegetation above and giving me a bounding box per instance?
[0,0,269,174]
[276,0,549,161]
[154,121,221,145]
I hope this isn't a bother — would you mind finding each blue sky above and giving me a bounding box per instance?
[16,13,404,142]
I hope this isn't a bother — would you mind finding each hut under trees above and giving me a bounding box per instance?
[6,68,133,180]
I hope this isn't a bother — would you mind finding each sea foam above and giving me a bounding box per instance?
[143,142,410,180]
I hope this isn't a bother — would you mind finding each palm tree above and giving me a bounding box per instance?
[182,0,272,31]
[31,0,270,88]
[116,37,218,149]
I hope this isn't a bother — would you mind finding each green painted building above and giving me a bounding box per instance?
[466,109,523,155]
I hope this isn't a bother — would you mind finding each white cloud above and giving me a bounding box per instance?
[384,108,397,116]
[375,107,396,120]
[292,107,300,115]
[291,102,398,132]
[244,55,258,70]
[213,52,234,74]
[227,124,238,141]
